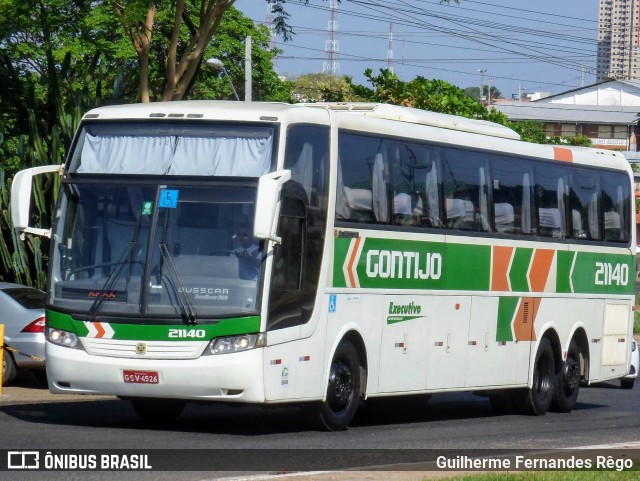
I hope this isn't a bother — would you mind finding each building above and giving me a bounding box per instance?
[597,0,640,82]
[494,80,640,151]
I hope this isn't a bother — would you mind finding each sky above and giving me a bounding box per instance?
[235,0,601,99]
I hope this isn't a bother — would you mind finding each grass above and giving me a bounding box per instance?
[431,472,638,481]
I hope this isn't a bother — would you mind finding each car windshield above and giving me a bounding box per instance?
[2,288,45,309]
[50,181,264,321]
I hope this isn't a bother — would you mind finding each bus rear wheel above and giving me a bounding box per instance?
[513,337,555,416]
[551,340,581,412]
[304,340,361,431]
[130,398,186,422]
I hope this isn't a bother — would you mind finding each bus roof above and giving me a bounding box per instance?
[80,101,631,173]
[302,102,522,141]
[82,100,303,121]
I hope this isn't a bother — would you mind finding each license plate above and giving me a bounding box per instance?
[123,370,159,384]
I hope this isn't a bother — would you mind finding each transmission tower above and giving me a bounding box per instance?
[386,22,394,73]
[323,0,340,75]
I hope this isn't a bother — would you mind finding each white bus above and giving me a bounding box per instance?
[12,101,636,430]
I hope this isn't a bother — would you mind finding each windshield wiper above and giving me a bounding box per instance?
[87,240,137,322]
[158,241,198,325]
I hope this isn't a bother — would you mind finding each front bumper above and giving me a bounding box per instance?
[45,341,266,402]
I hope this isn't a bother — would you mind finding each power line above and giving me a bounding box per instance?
[254,0,599,91]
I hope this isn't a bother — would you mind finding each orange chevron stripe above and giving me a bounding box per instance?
[94,322,106,339]
[553,146,573,163]
[491,246,514,291]
[528,249,555,292]
[513,297,539,342]
[346,237,362,288]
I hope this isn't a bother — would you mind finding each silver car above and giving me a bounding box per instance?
[1,282,46,386]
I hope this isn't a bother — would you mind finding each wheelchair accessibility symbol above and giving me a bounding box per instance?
[159,189,179,208]
[329,294,337,313]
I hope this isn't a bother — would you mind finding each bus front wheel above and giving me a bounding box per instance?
[304,340,361,431]
[513,337,555,416]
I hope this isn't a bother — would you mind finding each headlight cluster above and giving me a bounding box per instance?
[633,340,637,352]
[46,327,82,349]
[205,333,265,355]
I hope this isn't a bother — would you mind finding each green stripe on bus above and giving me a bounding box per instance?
[444,243,491,291]
[556,251,575,293]
[333,235,634,295]
[509,248,533,292]
[496,297,519,343]
[46,310,261,340]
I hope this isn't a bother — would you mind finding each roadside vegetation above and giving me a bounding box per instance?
[433,470,639,481]
[0,1,620,288]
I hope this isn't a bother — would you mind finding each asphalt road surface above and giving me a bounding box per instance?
[1,371,639,481]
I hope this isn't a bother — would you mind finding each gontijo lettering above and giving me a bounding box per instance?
[366,250,442,279]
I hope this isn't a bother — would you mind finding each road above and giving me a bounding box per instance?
[1,371,639,480]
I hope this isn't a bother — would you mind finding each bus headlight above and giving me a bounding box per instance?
[206,333,266,355]
[46,327,82,349]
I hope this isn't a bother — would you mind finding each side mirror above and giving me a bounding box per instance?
[11,165,63,238]
[254,170,292,243]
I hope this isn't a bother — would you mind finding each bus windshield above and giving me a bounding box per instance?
[68,122,274,177]
[50,181,264,321]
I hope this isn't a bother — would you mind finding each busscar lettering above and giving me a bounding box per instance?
[366,250,442,280]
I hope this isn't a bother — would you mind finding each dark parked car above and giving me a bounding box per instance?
[1,282,46,385]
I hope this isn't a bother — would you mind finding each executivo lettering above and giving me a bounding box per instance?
[388,301,422,315]
[386,301,425,324]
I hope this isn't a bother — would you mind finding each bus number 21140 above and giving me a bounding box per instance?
[594,262,629,286]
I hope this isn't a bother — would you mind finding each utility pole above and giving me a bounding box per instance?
[478,69,486,104]
[245,36,252,102]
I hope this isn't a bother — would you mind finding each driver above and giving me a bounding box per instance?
[232,222,262,279]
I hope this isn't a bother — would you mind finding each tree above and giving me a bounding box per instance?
[353,68,508,123]
[352,68,559,145]
[112,1,460,101]
[290,73,362,102]
[465,85,502,102]
[0,1,285,285]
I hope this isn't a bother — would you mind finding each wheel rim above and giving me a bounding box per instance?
[563,358,580,394]
[327,359,354,413]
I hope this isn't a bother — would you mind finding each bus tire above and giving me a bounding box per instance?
[551,339,580,412]
[130,398,186,422]
[2,349,17,386]
[305,340,361,431]
[620,378,635,390]
[513,337,555,416]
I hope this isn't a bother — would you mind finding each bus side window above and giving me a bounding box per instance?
[442,151,490,232]
[571,169,601,241]
[492,158,534,235]
[601,171,630,243]
[337,133,384,224]
[536,163,567,238]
